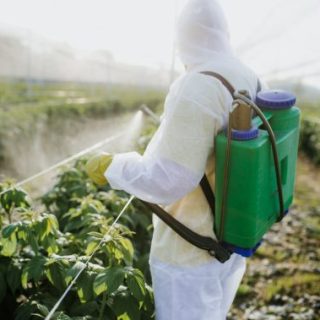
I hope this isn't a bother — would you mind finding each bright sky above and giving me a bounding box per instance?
[0,0,319,85]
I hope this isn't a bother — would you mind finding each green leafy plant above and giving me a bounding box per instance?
[0,159,154,319]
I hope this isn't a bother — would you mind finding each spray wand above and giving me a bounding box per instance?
[140,104,161,124]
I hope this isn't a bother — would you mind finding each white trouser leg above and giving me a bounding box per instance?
[220,254,246,318]
[150,254,246,320]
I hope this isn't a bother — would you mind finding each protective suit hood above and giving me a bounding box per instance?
[177,0,233,68]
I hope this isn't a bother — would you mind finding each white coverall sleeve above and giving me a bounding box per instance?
[105,74,226,205]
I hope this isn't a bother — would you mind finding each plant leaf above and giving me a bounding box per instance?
[21,256,47,289]
[119,238,134,265]
[126,269,146,301]
[2,223,19,238]
[1,233,17,256]
[112,293,141,320]
[93,266,125,296]
[45,261,66,291]
[85,241,99,256]
[77,271,95,303]
[6,260,21,294]
[65,261,86,285]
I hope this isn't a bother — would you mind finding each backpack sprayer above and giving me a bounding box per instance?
[215,88,300,257]
[140,73,300,262]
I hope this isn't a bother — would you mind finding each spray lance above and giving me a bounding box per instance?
[140,104,161,125]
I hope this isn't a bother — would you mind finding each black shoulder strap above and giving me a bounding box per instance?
[140,200,231,263]
[200,71,236,97]
[201,71,262,96]
[198,71,262,219]
[200,175,215,215]
[198,71,236,220]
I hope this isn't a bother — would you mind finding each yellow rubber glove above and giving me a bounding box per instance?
[85,153,113,186]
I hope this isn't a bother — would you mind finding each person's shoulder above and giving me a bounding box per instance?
[214,58,261,96]
[164,71,228,118]
[171,71,225,99]
[183,71,224,86]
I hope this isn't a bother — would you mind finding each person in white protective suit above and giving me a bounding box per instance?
[86,0,263,319]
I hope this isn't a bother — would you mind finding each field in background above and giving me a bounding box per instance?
[0,79,165,180]
[0,79,164,108]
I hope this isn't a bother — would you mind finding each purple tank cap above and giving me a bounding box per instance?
[231,127,259,141]
[256,90,296,110]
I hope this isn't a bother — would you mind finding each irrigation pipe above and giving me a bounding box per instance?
[44,195,135,320]
[0,131,126,197]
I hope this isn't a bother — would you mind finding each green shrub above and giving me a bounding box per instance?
[299,118,320,165]
[0,159,154,319]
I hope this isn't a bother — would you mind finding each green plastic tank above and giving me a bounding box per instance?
[215,90,300,256]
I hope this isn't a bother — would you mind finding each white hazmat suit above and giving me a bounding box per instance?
[106,0,262,319]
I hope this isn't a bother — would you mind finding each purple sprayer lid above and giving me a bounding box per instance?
[231,127,259,141]
[256,90,296,110]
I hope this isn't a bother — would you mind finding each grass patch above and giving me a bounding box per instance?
[299,118,320,166]
[304,216,320,239]
[262,273,320,301]
[255,246,288,262]
[294,156,320,208]
[237,284,253,297]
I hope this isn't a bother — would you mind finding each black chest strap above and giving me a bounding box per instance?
[140,200,230,262]
[200,175,216,216]
[198,71,236,219]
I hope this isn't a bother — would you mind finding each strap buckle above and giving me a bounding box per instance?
[209,246,232,263]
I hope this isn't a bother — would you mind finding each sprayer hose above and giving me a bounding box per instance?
[218,111,233,240]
